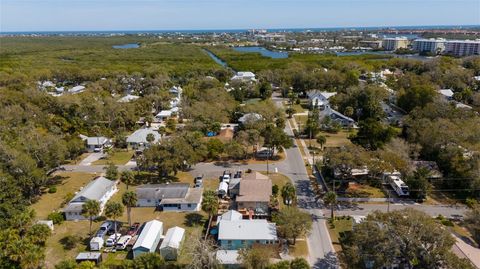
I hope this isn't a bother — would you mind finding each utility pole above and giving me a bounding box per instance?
[266,149,269,175]
[387,191,391,213]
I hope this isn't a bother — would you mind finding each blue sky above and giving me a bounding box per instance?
[1,0,479,32]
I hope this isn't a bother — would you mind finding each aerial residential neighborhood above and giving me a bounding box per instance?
[1,1,480,269]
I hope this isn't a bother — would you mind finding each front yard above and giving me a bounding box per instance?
[31,172,97,219]
[93,150,135,165]
[327,217,353,268]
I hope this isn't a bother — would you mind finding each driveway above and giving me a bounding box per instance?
[78,152,105,166]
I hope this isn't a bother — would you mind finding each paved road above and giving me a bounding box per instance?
[61,94,469,268]
[335,203,468,218]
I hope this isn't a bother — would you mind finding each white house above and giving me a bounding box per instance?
[69,85,86,94]
[238,113,263,125]
[155,110,173,121]
[438,89,454,100]
[217,211,278,250]
[126,127,161,149]
[36,220,54,231]
[132,220,164,258]
[63,176,117,220]
[85,136,111,152]
[307,90,337,108]
[321,105,357,128]
[159,226,185,261]
[117,94,140,103]
[231,71,256,82]
[136,183,203,211]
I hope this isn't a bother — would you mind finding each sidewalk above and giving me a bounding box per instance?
[451,234,480,268]
[289,116,314,165]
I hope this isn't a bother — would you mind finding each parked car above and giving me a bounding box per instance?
[105,233,122,247]
[96,221,112,238]
[126,222,140,236]
[116,235,132,250]
[195,175,203,184]
[107,221,123,235]
[221,172,231,184]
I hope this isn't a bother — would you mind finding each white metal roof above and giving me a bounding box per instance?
[86,137,109,146]
[159,226,185,249]
[69,85,86,93]
[133,220,163,251]
[126,127,161,144]
[438,89,454,98]
[219,210,242,222]
[118,94,140,103]
[218,219,277,241]
[156,110,173,118]
[76,252,101,260]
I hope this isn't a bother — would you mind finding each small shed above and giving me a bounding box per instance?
[217,181,228,197]
[90,237,104,251]
[36,220,54,231]
[159,226,185,261]
[76,252,102,264]
[132,220,164,258]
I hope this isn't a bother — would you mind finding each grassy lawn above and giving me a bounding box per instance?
[264,172,291,189]
[31,172,97,219]
[344,183,386,198]
[289,238,309,258]
[293,115,308,129]
[327,217,353,266]
[93,150,134,165]
[44,219,100,268]
[317,130,354,148]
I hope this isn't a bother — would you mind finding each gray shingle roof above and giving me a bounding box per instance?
[71,176,116,202]
[137,183,189,200]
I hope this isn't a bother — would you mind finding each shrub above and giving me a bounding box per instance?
[441,219,454,227]
[60,235,81,250]
[61,192,74,207]
[48,186,57,193]
[48,212,65,225]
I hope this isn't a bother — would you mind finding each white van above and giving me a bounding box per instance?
[105,233,122,247]
[116,235,132,250]
[90,237,104,251]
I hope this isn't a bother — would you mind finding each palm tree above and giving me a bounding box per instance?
[316,134,326,151]
[105,201,124,243]
[82,200,100,237]
[281,183,296,206]
[158,126,167,137]
[120,170,134,190]
[324,191,337,220]
[122,191,137,226]
[201,190,218,239]
[146,133,155,145]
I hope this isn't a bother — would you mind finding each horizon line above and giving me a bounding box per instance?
[2,24,480,34]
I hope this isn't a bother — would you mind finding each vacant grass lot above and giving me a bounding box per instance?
[93,150,134,165]
[31,172,97,219]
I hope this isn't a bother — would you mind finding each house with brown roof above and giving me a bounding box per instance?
[235,172,272,216]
